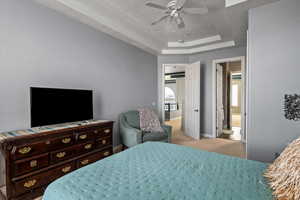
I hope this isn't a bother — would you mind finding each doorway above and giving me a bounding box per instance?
[213,57,246,143]
[161,62,201,140]
[164,65,186,138]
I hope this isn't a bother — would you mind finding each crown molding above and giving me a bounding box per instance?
[162,41,236,55]
[167,35,222,48]
[34,0,239,56]
[225,0,248,7]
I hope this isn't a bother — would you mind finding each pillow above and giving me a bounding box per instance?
[138,108,163,133]
[264,137,300,200]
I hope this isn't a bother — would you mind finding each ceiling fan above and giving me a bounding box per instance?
[146,0,208,29]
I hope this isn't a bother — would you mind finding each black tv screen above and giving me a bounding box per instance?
[30,87,93,127]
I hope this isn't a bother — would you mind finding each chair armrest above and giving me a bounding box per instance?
[161,125,172,143]
[119,114,142,147]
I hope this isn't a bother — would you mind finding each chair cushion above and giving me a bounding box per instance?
[124,111,140,129]
[143,131,168,142]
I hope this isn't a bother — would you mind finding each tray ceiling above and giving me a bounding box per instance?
[35,0,278,55]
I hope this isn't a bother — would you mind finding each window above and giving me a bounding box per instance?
[165,87,177,111]
[232,84,239,106]
[165,87,175,101]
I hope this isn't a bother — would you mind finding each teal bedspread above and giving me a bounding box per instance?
[43,142,273,200]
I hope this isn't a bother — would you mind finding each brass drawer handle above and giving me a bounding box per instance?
[24,179,37,188]
[62,166,71,173]
[79,134,87,140]
[94,130,99,134]
[102,140,107,145]
[30,160,37,168]
[56,152,66,158]
[103,151,110,156]
[81,159,89,165]
[104,129,111,133]
[18,147,31,154]
[62,138,71,144]
[84,144,92,150]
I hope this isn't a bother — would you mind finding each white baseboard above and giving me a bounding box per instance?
[169,116,182,120]
[201,133,214,138]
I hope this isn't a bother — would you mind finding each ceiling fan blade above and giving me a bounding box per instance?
[175,0,187,9]
[184,7,208,15]
[145,2,167,10]
[151,15,169,25]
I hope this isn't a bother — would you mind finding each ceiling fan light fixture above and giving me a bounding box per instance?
[146,0,207,33]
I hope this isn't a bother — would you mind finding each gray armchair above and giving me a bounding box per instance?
[119,110,172,148]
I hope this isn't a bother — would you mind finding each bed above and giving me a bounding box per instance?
[43,142,273,200]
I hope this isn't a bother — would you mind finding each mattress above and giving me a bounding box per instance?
[43,142,273,200]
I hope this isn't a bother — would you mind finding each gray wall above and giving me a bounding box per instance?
[247,0,300,162]
[0,0,157,146]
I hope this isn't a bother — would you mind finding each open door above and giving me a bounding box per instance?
[216,64,224,137]
[184,61,200,140]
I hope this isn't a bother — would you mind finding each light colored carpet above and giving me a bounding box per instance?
[165,118,246,159]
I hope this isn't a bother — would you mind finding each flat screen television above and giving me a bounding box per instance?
[30,87,93,127]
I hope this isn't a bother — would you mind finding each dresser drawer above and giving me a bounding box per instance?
[96,136,112,149]
[76,129,95,143]
[93,127,113,138]
[77,142,95,154]
[11,134,75,160]
[77,148,112,168]
[12,141,48,160]
[47,133,75,150]
[50,146,76,163]
[12,162,75,197]
[13,153,49,177]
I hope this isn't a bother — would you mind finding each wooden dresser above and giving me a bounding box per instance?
[0,120,114,200]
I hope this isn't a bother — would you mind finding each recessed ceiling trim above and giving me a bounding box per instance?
[33,0,271,55]
[225,0,248,7]
[168,35,222,48]
[162,41,236,55]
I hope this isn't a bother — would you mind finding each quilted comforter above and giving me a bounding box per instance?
[43,142,273,200]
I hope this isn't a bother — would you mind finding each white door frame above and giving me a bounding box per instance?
[212,56,246,142]
[160,64,188,122]
[216,63,224,138]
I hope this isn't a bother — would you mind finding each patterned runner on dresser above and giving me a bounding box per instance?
[0,120,109,142]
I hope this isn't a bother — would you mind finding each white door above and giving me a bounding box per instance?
[184,61,200,140]
[216,64,224,137]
